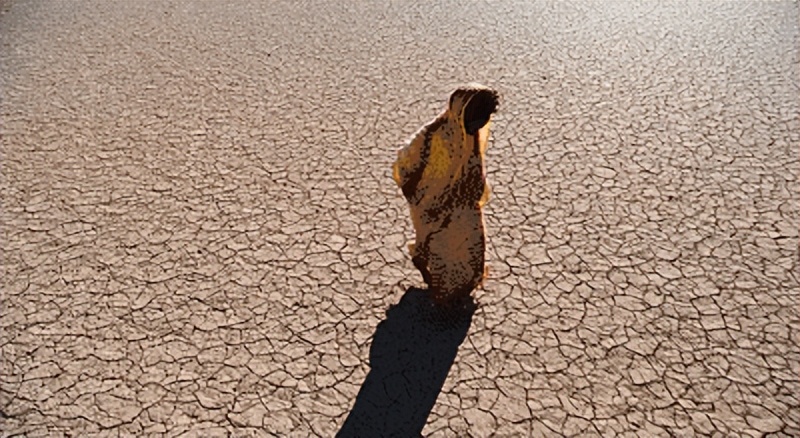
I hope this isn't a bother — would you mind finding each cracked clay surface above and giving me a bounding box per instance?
[1,1,798,436]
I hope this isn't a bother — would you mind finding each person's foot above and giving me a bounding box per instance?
[412,254,433,287]
[430,289,474,312]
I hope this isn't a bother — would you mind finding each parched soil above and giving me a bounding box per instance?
[1,1,798,436]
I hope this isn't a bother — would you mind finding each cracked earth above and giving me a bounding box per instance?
[1,1,799,437]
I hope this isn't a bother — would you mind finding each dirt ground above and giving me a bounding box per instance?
[1,0,798,436]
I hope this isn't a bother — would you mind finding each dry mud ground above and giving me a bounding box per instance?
[1,0,799,436]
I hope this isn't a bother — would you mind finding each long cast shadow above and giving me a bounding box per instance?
[337,287,475,437]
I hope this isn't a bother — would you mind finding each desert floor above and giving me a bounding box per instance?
[1,1,798,436]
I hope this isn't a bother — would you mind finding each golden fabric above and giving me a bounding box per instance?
[393,84,499,306]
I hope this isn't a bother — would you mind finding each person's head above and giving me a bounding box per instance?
[448,84,500,135]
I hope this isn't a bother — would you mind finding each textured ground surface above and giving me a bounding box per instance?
[2,0,799,436]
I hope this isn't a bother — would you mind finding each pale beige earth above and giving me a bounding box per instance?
[1,0,798,437]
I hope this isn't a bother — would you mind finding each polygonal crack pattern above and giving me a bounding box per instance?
[1,0,798,436]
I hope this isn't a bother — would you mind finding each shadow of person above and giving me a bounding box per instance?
[337,287,475,437]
